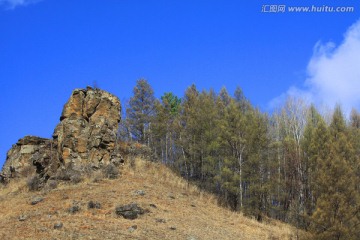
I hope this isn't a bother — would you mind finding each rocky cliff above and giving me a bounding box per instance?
[1,87,123,184]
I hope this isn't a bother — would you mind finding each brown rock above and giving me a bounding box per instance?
[115,203,146,220]
[54,88,121,169]
[1,136,57,178]
[1,87,122,185]
[60,89,85,120]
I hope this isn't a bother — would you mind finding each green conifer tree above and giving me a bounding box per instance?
[311,106,360,239]
[126,79,156,144]
[301,105,323,223]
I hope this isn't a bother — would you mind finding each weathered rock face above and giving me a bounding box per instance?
[53,87,121,170]
[1,87,122,182]
[2,136,58,179]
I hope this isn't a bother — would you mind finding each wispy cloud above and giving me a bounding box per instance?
[0,0,43,9]
[271,19,360,114]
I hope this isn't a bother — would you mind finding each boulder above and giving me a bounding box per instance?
[128,225,137,233]
[18,215,28,222]
[30,196,44,205]
[1,136,58,179]
[115,203,146,220]
[54,222,63,229]
[88,201,101,209]
[68,203,81,214]
[134,190,146,196]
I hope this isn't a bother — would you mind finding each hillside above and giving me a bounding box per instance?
[0,157,304,240]
[0,87,310,239]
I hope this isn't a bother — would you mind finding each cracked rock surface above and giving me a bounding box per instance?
[1,87,123,183]
[53,87,121,170]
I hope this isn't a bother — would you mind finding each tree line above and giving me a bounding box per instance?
[119,79,360,239]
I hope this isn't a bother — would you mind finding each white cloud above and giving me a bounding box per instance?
[271,19,360,114]
[0,0,43,9]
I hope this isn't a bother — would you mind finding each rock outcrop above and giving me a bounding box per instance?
[1,136,58,180]
[53,87,121,170]
[1,87,123,183]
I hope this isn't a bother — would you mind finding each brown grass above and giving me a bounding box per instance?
[0,158,308,239]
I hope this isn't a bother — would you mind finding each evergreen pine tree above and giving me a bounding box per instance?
[301,105,323,224]
[126,79,156,144]
[311,106,360,239]
[152,92,181,164]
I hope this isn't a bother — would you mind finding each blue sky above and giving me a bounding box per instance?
[0,0,359,167]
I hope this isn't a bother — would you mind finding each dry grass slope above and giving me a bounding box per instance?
[0,158,307,240]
